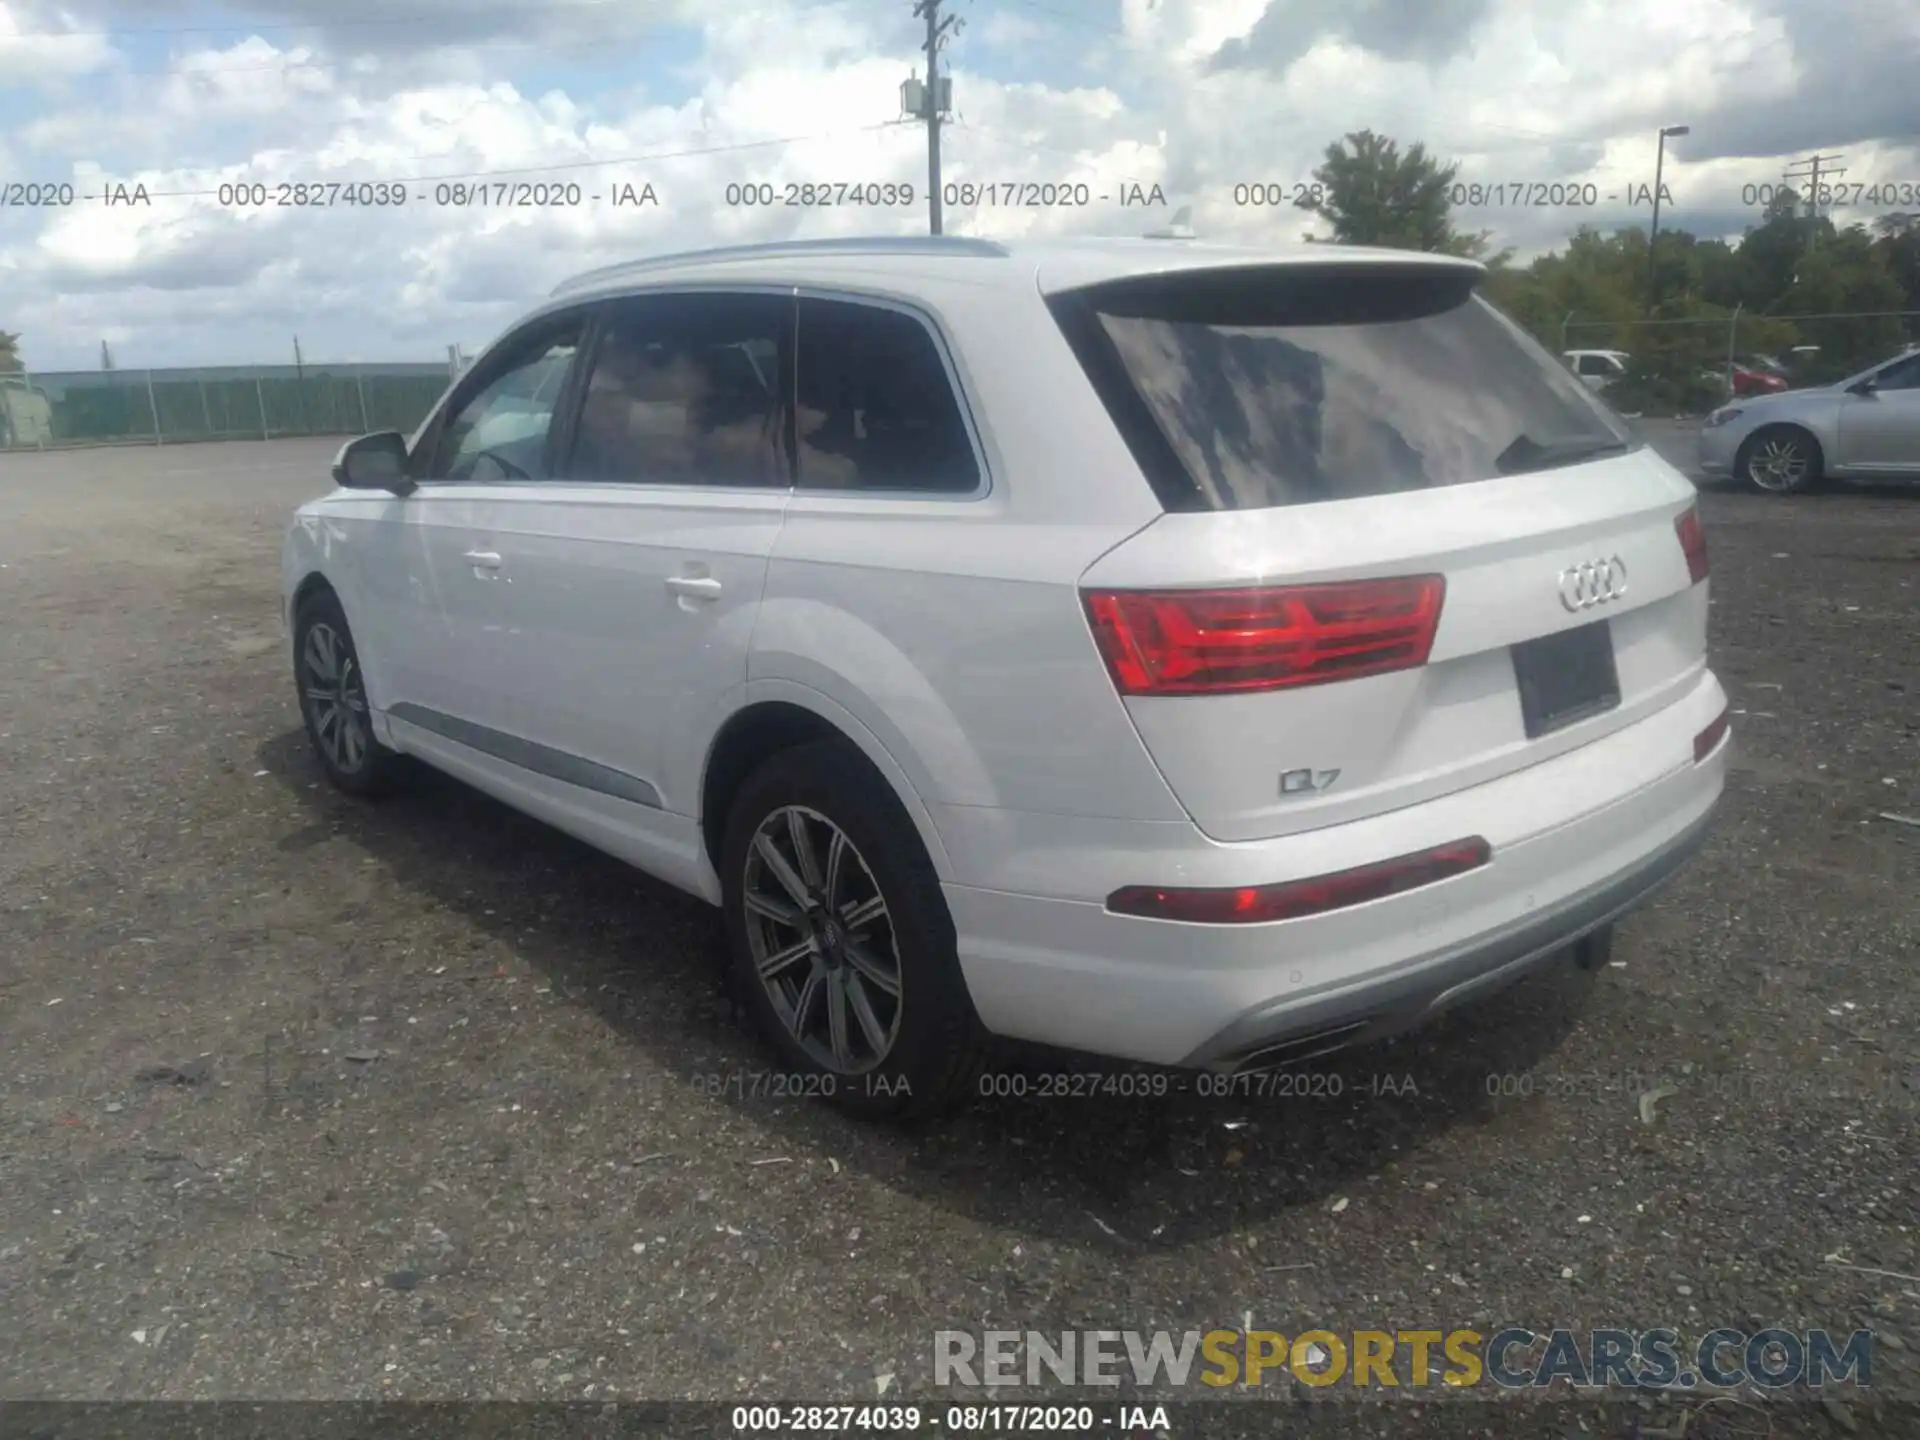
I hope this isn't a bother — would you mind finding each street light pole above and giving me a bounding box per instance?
[1646,124,1689,314]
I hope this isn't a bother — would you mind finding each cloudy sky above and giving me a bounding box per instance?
[1,0,1915,371]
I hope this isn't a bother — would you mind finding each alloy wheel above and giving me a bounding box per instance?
[302,621,370,773]
[741,805,903,1074]
[1747,435,1808,492]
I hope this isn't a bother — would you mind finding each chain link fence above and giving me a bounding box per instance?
[6,309,1917,449]
[0,361,459,452]
[1553,309,1920,415]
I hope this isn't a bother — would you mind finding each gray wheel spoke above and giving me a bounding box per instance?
[305,685,335,703]
[744,888,801,926]
[757,934,815,980]
[840,894,885,934]
[842,939,900,998]
[789,969,823,1042]
[826,971,852,1067]
[845,972,890,1055]
[341,719,365,769]
[823,828,849,911]
[787,808,823,892]
[304,625,339,682]
[754,831,812,908]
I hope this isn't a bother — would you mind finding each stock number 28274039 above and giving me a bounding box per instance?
[731,1406,922,1431]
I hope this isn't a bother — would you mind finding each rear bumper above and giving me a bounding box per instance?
[1174,799,1715,1068]
[941,669,1728,1068]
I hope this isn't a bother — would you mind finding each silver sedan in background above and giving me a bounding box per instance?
[1699,346,1920,493]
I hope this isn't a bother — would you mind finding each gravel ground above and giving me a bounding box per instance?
[1,432,1915,1437]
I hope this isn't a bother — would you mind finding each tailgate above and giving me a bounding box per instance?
[1051,257,1711,843]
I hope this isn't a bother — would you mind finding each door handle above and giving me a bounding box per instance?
[463,550,502,570]
[666,575,723,600]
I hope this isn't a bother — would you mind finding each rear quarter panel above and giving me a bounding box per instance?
[746,275,1190,859]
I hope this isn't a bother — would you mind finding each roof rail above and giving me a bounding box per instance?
[551,235,1010,297]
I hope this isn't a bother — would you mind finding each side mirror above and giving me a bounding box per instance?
[1846,376,1879,397]
[332,431,414,493]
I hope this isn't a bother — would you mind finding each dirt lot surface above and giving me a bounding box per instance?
[1,432,1915,1437]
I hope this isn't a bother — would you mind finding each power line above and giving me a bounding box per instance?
[0,0,875,40]
[63,33,676,79]
[1782,152,1846,224]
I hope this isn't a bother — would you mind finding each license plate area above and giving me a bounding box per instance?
[1511,620,1621,739]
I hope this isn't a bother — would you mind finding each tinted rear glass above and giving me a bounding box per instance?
[1050,265,1639,512]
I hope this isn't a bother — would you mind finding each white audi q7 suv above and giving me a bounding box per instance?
[283,235,1730,1118]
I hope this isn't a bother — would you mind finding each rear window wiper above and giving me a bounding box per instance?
[1495,435,1632,475]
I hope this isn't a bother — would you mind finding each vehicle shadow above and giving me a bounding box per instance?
[258,726,1604,1253]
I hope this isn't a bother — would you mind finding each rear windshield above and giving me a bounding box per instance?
[1048,264,1640,512]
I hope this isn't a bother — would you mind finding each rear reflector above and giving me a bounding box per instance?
[1083,575,1445,696]
[1694,706,1731,762]
[1675,506,1709,583]
[1107,836,1490,925]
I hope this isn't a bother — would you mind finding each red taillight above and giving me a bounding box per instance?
[1106,837,1491,925]
[1675,506,1709,584]
[1694,706,1730,762]
[1082,575,1445,696]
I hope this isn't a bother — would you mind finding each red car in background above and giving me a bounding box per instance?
[1730,357,1790,396]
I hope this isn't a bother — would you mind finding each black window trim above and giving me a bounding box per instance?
[407,305,595,485]
[790,285,994,503]
[546,285,800,493]
[1044,286,1204,512]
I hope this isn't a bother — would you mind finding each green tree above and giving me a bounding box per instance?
[0,330,19,374]
[1868,213,1920,318]
[1732,188,1830,311]
[1299,129,1914,403]
[1297,130,1490,257]
[1774,224,1907,378]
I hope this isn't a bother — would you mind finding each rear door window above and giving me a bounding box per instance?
[1049,265,1639,511]
[562,292,793,488]
[793,297,981,494]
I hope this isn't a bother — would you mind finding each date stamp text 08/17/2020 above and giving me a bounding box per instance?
[0,180,664,209]
[0,178,1173,211]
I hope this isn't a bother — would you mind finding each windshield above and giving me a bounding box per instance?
[1052,266,1640,511]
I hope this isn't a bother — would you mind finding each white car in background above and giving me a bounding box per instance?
[283,236,1730,1118]
[1564,348,1632,390]
[1698,345,1920,493]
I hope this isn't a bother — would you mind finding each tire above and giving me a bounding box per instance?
[292,589,406,797]
[1736,425,1823,494]
[719,739,988,1120]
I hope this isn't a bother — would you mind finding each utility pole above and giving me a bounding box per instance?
[1645,123,1689,315]
[1783,153,1845,230]
[293,335,310,434]
[906,0,959,235]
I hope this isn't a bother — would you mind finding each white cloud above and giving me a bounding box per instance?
[0,0,1913,368]
[0,0,116,84]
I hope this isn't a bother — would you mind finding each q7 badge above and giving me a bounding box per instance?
[1279,767,1340,797]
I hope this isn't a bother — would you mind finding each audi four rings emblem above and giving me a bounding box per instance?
[1558,556,1629,611]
